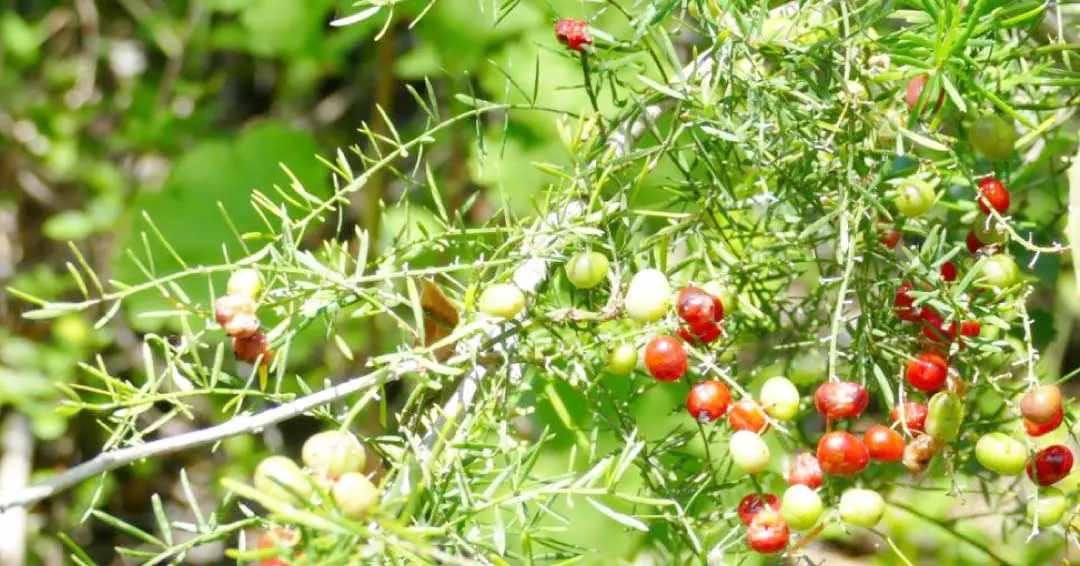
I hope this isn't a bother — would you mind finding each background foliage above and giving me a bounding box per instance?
[2,0,1080,564]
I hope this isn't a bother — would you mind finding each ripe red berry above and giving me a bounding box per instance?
[737,493,780,525]
[905,75,944,114]
[1027,445,1073,486]
[977,177,1010,214]
[728,399,770,433]
[554,19,592,52]
[940,261,957,282]
[950,320,980,342]
[746,509,790,554]
[1020,384,1063,425]
[919,306,949,342]
[906,352,948,392]
[644,336,687,382]
[817,431,869,477]
[894,282,919,322]
[864,425,905,462]
[813,381,870,420]
[891,402,928,433]
[686,380,732,423]
[880,227,901,249]
[966,229,986,255]
[234,331,272,365]
[676,287,721,326]
[1024,406,1064,437]
[787,453,824,489]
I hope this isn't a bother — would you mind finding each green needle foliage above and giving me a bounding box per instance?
[7,0,1080,564]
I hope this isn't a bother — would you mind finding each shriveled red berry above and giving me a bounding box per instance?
[676,287,720,326]
[787,452,824,488]
[905,75,944,114]
[737,493,780,525]
[813,381,870,419]
[817,431,870,477]
[920,306,950,342]
[977,177,1010,214]
[906,352,948,393]
[686,380,731,423]
[940,261,957,282]
[880,227,901,249]
[966,229,986,255]
[1027,445,1073,486]
[894,281,919,322]
[746,508,790,554]
[1020,384,1063,425]
[234,331,272,364]
[215,294,255,325]
[728,399,769,433]
[891,402,928,433]
[554,19,592,52]
[1024,406,1064,437]
[224,312,261,339]
[644,336,687,382]
[902,433,937,473]
[864,425,905,462]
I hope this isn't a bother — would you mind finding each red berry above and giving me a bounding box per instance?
[746,509,790,554]
[919,306,950,342]
[880,227,901,249]
[1024,406,1064,437]
[956,320,980,339]
[890,402,928,433]
[894,282,919,322]
[864,425,905,462]
[1020,384,1063,425]
[686,380,731,423]
[691,321,723,343]
[787,453,824,488]
[817,431,870,477]
[728,399,770,433]
[554,19,592,52]
[737,493,780,525]
[813,381,870,420]
[1027,445,1073,486]
[234,331,272,364]
[905,75,944,114]
[940,261,957,282]
[644,336,687,382]
[676,287,720,326]
[215,294,255,326]
[977,177,1010,214]
[966,229,986,255]
[906,352,948,393]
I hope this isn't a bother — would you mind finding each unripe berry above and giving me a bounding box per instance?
[214,294,256,325]
[228,268,263,300]
[478,283,526,318]
[1028,487,1068,527]
[789,349,827,385]
[331,472,379,519]
[975,432,1027,476]
[564,252,610,290]
[760,377,800,421]
[1020,385,1063,425]
[254,456,312,501]
[970,115,1016,161]
[606,343,638,376]
[839,488,885,528]
[729,430,771,474]
[625,269,671,322]
[781,484,824,531]
[893,178,935,217]
[302,430,367,480]
[925,391,964,442]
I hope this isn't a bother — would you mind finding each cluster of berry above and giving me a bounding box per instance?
[213,269,273,365]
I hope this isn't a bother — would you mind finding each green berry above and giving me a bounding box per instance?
[781,484,823,531]
[972,213,1008,244]
[254,456,312,501]
[625,269,671,322]
[729,430,771,474]
[478,283,526,318]
[926,391,965,442]
[332,472,379,519]
[302,430,367,479]
[893,178,935,217]
[975,432,1028,476]
[607,343,638,376]
[228,268,263,300]
[789,349,827,385]
[839,488,885,528]
[1027,487,1068,527]
[970,115,1016,161]
[564,252,610,290]
[976,254,1019,291]
[760,377,800,421]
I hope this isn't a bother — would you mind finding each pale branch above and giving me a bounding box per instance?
[0,368,393,511]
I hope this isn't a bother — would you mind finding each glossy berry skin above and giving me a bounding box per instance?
[332,472,379,519]
[606,343,638,376]
[728,399,769,433]
[894,179,935,217]
[686,380,732,423]
[564,252,610,290]
[940,261,957,282]
[891,402,928,433]
[839,488,886,528]
[676,287,720,326]
[644,336,687,382]
[977,254,1019,290]
[302,431,366,480]
[1020,384,1063,425]
[966,229,986,255]
[950,320,980,342]
[905,75,944,114]
[864,425,905,462]
[975,432,1027,476]
[925,391,964,442]
[906,352,948,392]
[977,177,1010,214]
[817,431,869,477]
[737,493,780,525]
[919,307,949,342]
[1027,445,1074,486]
[228,268,264,300]
[1024,406,1064,437]
[478,283,526,318]
[893,282,919,322]
[780,484,824,531]
[813,381,870,419]
[879,227,901,249]
[679,321,722,345]
[787,452,824,488]
[746,509,790,554]
[625,269,671,322]
[554,19,592,52]
[760,377,800,421]
[729,430,771,474]
[970,115,1016,161]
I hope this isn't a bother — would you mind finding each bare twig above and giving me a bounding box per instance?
[0,368,392,511]
[0,413,32,565]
